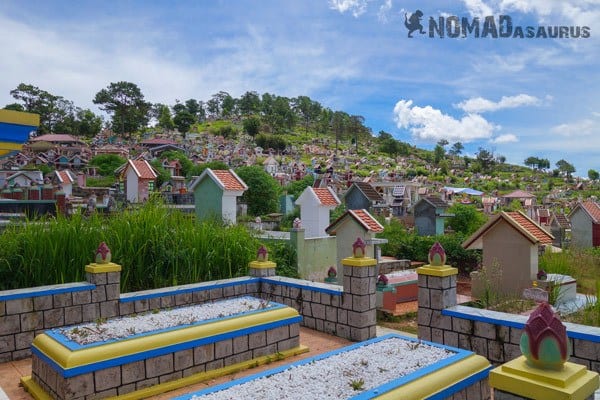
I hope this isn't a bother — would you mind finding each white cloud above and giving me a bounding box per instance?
[461,0,495,16]
[551,118,596,137]
[378,0,393,22]
[491,133,519,143]
[393,99,497,142]
[455,94,542,113]
[329,0,369,18]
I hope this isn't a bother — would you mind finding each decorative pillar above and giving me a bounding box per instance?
[41,184,53,200]
[289,218,304,276]
[54,190,66,215]
[28,185,40,200]
[85,242,122,320]
[341,237,377,342]
[490,302,599,400]
[248,245,276,277]
[417,242,458,342]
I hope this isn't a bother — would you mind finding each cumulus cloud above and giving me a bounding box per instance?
[551,118,596,137]
[329,0,369,17]
[455,94,542,113]
[378,0,393,22]
[461,0,494,17]
[393,99,497,143]
[491,133,519,143]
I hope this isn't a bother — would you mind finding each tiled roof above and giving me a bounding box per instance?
[423,196,449,208]
[581,201,600,223]
[30,134,83,143]
[552,213,571,229]
[506,211,554,245]
[538,209,550,218]
[56,170,74,184]
[463,211,554,249]
[350,209,384,232]
[502,189,535,199]
[326,208,384,234]
[212,170,247,191]
[141,138,177,145]
[352,182,384,202]
[130,160,157,179]
[313,188,340,206]
[392,185,405,197]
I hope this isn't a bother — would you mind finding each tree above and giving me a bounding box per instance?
[238,91,261,115]
[189,160,229,177]
[160,150,193,177]
[93,81,150,135]
[235,165,280,216]
[242,116,261,137]
[556,159,575,178]
[446,203,487,235]
[293,95,321,133]
[89,154,127,176]
[449,142,464,156]
[156,104,174,131]
[524,156,539,169]
[437,139,449,147]
[3,103,24,111]
[73,109,103,137]
[173,110,196,136]
[588,169,599,181]
[433,144,445,165]
[475,147,495,173]
[332,111,348,154]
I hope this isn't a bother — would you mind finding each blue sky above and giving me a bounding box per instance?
[1,0,598,175]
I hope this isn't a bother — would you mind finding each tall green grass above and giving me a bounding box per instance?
[0,199,261,292]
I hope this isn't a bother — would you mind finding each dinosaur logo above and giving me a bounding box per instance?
[404,9,426,38]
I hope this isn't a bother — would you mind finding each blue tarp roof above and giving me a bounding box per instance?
[443,187,484,196]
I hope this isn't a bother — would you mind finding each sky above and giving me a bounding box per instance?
[1,0,599,175]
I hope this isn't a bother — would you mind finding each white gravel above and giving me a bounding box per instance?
[189,337,453,400]
[58,296,274,345]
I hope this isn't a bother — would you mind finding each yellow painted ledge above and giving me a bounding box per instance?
[33,307,300,370]
[374,354,490,400]
[248,260,276,269]
[416,265,458,277]
[490,355,600,400]
[85,262,122,273]
[0,109,40,126]
[21,345,309,400]
[341,257,377,267]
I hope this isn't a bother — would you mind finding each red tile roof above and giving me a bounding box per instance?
[313,188,340,206]
[56,170,73,184]
[350,209,384,232]
[130,160,157,179]
[212,170,246,191]
[30,134,83,143]
[581,201,600,223]
[326,209,384,234]
[505,211,554,245]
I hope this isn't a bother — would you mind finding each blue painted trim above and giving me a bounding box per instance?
[119,278,261,303]
[36,315,302,378]
[425,365,492,400]
[261,277,342,296]
[46,298,284,351]
[442,307,600,343]
[173,333,474,400]
[0,283,95,302]
[442,308,526,329]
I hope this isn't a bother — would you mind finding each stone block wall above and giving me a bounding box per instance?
[418,274,600,374]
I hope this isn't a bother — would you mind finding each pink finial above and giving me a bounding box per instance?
[428,242,446,266]
[520,302,569,370]
[95,242,112,264]
[352,237,366,258]
[257,245,268,262]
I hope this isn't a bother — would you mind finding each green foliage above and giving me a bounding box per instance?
[188,161,229,177]
[255,133,287,151]
[209,123,238,139]
[267,241,299,278]
[93,81,151,135]
[173,109,196,135]
[89,154,127,176]
[445,203,487,235]
[588,169,599,181]
[160,150,193,177]
[242,115,261,137]
[0,200,260,292]
[378,219,480,274]
[235,165,281,216]
[86,176,116,187]
[283,174,314,198]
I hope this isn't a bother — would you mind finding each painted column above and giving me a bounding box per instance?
[341,237,377,342]
[417,242,458,343]
[490,302,599,400]
[85,242,122,320]
[289,219,305,276]
[248,245,276,277]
